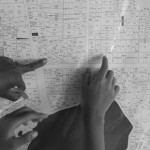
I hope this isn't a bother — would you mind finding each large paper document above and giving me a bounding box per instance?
[0,0,150,149]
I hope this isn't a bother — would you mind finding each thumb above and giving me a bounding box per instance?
[13,131,38,148]
[6,88,28,101]
[6,89,23,101]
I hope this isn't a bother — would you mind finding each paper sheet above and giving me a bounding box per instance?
[0,0,150,149]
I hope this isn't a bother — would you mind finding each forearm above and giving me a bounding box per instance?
[83,113,105,150]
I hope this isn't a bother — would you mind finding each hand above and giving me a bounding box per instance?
[0,107,47,150]
[0,56,47,101]
[81,56,120,118]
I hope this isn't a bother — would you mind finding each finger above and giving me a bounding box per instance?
[106,70,114,83]
[114,85,120,96]
[98,56,108,79]
[12,111,47,130]
[0,56,13,63]
[8,107,35,117]
[32,118,44,123]
[11,88,29,99]
[6,90,23,101]
[112,77,116,87]
[82,69,91,88]
[14,61,21,67]
[23,122,29,126]
[18,58,47,74]
[13,131,38,148]
[11,75,26,91]
[16,77,26,91]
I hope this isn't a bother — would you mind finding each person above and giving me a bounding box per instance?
[81,56,120,150]
[0,56,48,150]
[0,56,120,150]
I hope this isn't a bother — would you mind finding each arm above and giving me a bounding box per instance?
[81,56,120,150]
[0,107,47,150]
[83,113,105,150]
